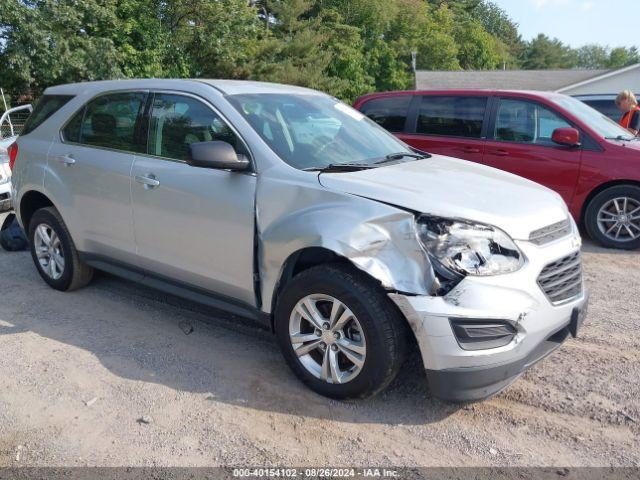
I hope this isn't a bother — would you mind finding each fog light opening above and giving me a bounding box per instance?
[450,319,517,351]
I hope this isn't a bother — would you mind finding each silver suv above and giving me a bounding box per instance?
[12,79,588,401]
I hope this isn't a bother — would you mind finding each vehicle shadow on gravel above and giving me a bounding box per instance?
[580,236,639,255]
[0,253,459,426]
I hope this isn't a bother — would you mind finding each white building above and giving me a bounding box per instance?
[415,63,640,95]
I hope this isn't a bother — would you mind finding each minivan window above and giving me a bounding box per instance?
[552,95,635,140]
[494,99,571,145]
[21,95,73,136]
[360,96,412,132]
[147,93,247,161]
[417,96,487,138]
[579,99,619,121]
[228,94,412,170]
[65,92,146,152]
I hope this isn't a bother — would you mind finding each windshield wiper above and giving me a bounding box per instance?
[605,135,635,142]
[374,152,428,164]
[303,163,377,173]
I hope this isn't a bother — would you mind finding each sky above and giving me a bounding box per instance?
[492,0,637,48]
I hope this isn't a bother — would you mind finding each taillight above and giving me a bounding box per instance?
[8,142,18,171]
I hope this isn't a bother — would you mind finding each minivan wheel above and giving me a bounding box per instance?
[28,207,94,291]
[275,264,407,399]
[585,185,640,250]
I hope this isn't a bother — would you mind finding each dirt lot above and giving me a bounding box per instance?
[0,212,639,467]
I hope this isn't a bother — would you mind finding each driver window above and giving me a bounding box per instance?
[148,93,246,161]
[495,99,571,145]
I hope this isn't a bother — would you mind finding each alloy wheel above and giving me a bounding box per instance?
[33,223,65,280]
[596,197,640,242]
[289,294,367,384]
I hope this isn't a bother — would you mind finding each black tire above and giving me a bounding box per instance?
[274,263,407,399]
[585,185,640,250]
[28,207,94,291]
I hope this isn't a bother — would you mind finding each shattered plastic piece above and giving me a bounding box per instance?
[136,415,153,425]
[84,397,98,407]
[178,321,194,335]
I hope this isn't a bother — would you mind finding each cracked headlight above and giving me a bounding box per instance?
[416,215,524,276]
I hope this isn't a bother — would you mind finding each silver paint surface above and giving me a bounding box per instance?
[12,79,588,375]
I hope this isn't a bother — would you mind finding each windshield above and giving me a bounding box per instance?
[551,95,636,140]
[227,93,414,170]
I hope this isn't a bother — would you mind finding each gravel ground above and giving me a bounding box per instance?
[0,212,638,467]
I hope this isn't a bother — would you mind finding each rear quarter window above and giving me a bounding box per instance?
[359,95,412,132]
[21,95,74,136]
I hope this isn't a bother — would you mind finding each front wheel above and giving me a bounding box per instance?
[585,185,640,250]
[274,264,407,399]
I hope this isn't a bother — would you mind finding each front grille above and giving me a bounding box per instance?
[537,252,583,304]
[529,219,571,245]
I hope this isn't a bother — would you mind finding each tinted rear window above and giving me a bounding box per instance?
[359,95,412,132]
[417,96,487,138]
[63,92,147,152]
[21,95,73,136]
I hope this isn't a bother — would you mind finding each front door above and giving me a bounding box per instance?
[131,92,257,305]
[483,97,582,204]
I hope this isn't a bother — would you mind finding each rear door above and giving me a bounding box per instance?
[130,92,257,305]
[401,95,488,163]
[483,97,582,203]
[46,91,147,263]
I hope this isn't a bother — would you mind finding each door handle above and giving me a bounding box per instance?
[491,149,510,156]
[135,174,160,189]
[456,147,481,154]
[56,154,76,166]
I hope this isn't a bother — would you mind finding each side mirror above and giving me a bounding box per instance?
[552,127,580,147]
[188,141,250,171]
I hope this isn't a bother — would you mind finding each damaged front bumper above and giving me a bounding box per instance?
[390,234,589,402]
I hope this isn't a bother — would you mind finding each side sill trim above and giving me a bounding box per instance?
[79,253,271,329]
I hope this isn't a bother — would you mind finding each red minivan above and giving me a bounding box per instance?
[354,90,640,249]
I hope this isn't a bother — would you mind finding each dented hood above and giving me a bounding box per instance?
[318,155,568,240]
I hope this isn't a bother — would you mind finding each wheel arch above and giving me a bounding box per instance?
[18,189,56,232]
[580,179,640,223]
[269,247,383,331]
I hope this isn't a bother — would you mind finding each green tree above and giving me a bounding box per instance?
[521,34,577,69]
[607,46,640,69]
[575,44,610,69]
[453,17,500,69]
[416,4,460,70]
[0,0,123,97]
[472,0,524,68]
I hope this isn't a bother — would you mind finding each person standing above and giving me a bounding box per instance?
[616,90,640,136]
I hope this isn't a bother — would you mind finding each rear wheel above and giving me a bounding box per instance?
[585,185,640,250]
[28,207,94,291]
[275,264,407,399]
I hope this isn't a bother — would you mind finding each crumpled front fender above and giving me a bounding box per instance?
[256,175,437,314]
